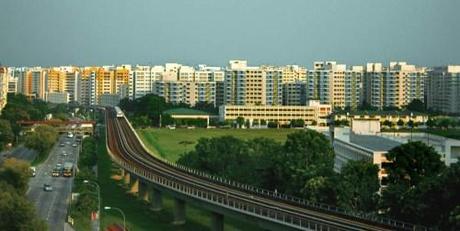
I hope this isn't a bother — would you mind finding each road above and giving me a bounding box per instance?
[27,134,79,231]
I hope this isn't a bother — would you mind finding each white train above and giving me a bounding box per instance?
[114,106,124,118]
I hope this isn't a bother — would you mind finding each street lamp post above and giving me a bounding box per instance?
[104,206,126,231]
[84,180,101,231]
[410,112,414,141]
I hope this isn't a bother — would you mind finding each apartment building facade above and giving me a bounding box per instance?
[426,65,460,114]
[0,67,8,114]
[219,100,331,126]
[364,62,426,109]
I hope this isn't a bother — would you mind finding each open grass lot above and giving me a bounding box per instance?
[98,129,261,231]
[137,128,299,162]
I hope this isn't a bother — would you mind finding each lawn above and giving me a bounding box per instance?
[98,128,261,231]
[426,129,460,140]
[137,128,298,162]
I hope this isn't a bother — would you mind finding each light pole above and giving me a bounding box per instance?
[410,112,413,141]
[104,206,126,231]
[84,180,101,231]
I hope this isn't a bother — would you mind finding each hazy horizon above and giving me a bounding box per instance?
[1,0,459,67]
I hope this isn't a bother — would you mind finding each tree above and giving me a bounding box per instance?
[438,118,452,129]
[0,119,14,150]
[24,125,58,160]
[0,158,31,195]
[382,120,393,128]
[381,142,445,219]
[406,99,426,112]
[0,182,47,231]
[426,117,435,128]
[290,119,305,128]
[407,162,460,229]
[396,119,404,127]
[280,130,336,203]
[385,141,444,187]
[236,117,245,128]
[267,121,278,128]
[407,120,414,128]
[337,161,380,212]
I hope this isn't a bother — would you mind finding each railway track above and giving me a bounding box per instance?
[105,108,422,231]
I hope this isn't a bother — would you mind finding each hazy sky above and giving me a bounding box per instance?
[0,0,459,67]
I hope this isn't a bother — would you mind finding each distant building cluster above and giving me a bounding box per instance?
[0,60,459,115]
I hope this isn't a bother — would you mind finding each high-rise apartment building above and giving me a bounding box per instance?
[14,67,46,100]
[0,67,8,114]
[280,65,307,83]
[46,66,79,102]
[94,65,130,105]
[78,67,97,106]
[426,66,460,114]
[224,60,283,106]
[306,61,363,109]
[364,62,426,109]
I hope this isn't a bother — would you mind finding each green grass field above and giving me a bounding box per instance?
[98,128,261,231]
[137,128,298,162]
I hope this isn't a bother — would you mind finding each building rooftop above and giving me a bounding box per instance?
[163,108,210,116]
[349,134,402,152]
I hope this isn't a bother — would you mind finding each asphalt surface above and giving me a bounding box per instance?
[27,134,79,231]
[0,145,37,164]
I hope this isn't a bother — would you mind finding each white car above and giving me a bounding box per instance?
[72,143,77,147]
[43,184,53,192]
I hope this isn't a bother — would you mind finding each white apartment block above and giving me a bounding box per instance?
[7,68,17,94]
[364,62,426,109]
[426,65,460,114]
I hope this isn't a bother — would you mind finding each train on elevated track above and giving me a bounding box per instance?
[114,106,124,118]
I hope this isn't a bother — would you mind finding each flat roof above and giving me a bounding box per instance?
[163,108,211,116]
[349,134,402,152]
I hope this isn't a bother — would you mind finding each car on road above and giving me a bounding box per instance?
[66,141,71,145]
[52,168,61,177]
[72,143,77,147]
[43,184,53,192]
[60,143,65,147]
[62,152,68,157]
[29,166,36,177]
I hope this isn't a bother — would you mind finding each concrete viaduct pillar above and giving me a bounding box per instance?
[123,171,130,185]
[173,198,186,225]
[211,212,224,231]
[138,180,149,201]
[129,174,139,193]
[149,186,163,211]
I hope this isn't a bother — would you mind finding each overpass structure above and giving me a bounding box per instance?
[18,120,95,135]
[105,108,423,231]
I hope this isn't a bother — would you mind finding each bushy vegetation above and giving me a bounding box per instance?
[178,131,460,229]
[0,158,47,231]
[70,137,99,230]
[25,125,59,164]
[119,94,216,128]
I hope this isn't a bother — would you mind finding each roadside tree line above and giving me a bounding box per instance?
[0,158,47,230]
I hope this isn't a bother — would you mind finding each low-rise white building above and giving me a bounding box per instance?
[333,127,402,185]
[219,100,331,126]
